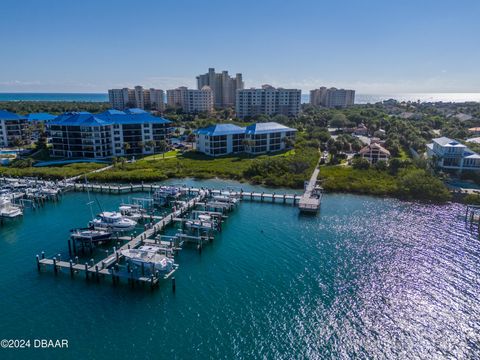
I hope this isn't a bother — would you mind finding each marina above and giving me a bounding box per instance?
[34,186,241,289]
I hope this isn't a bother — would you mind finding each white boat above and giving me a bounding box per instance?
[153,186,183,206]
[213,195,240,204]
[185,219,214,230]
[0,196,23,218]
[89,211,137,232]
[121,246,175,272]
[119,205,144,221]
[70,228,112,243]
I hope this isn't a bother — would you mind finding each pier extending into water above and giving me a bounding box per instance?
[298,163,323,213]
[71,182,302,205]
[36,190,208,289]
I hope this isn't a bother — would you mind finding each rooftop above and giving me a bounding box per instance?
[49,109,171,127]
[0,110,26,121]
[26,112,56,121]
[359,143,391,156]
[432,137,466,147]
[245,122,297,134]
[196,124,245,136]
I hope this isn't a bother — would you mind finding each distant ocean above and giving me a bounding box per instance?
[0,92,479,104]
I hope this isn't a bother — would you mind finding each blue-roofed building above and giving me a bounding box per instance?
[195,124,245,156]
[195,122,296,156]
[26,113,56,122]
[244,122,296,154]
[0,110,29,147]
[47,109,174,159]
[426,137,480,173]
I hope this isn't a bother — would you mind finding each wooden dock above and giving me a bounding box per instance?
[36,190,208,289]
[71,182,301,204]
[298,164,322,213]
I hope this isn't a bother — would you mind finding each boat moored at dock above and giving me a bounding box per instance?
[121,246,176,273]
[70,228,112,243]
[0,196,23,219]
[89,211,137,232]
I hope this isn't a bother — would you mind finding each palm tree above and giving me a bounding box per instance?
[157,140,168,159]
[145,140,156,153]
[123,142,131,157]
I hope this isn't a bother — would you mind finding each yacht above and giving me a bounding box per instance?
[0,196,23,218]
[153,186,183,206]
[70,228,112,243]
[89,211,137,232]
[121,246,175,272]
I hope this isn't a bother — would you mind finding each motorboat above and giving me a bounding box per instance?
[121,246,175,272]
[70,228,112,242]
[119,204,144,221]
[153,186,183,206]
[89,211,137,232]
[213,195,240,204]
[0,196,23,218]
[185,219,214,230]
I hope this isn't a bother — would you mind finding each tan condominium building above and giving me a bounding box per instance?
[310,87,355,108]
[108,86,165,111]
[235,85,301,119]
[166,86,214,113]
[196,68,244,108]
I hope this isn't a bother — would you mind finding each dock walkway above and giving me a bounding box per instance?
[298,164,322,213]
[37,190,207,288]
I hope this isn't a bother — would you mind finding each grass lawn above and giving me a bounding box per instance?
[140,150,180,161]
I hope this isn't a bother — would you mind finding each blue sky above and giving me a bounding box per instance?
[0,0,479,93]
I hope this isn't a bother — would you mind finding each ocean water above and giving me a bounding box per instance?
[1,92,479,104]
[0,179,479,359]
[0,93,108,102]
[302,93,480,104]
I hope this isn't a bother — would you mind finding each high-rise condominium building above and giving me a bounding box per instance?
[108,86,165,111]
[310,87,355,108]
[235,85,301,119]
[196,68,244,107]
[166,86,214,113]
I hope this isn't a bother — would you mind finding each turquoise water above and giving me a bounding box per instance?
[0,180,479,359]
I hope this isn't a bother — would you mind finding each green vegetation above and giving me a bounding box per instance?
[0,163,104,179]
[320,164,451,202]
[88,147,316,188]
[0,101,109,115]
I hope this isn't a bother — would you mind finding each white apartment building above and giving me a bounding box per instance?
[196,68,244,107]
[195,122,296,156]
[426,137,480,173]
[310,87,355,108]
[235,85,301,119]
[166,86,214,113]
[244,122,297,154]
[196,124,246,156]
[108,86,165,111]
